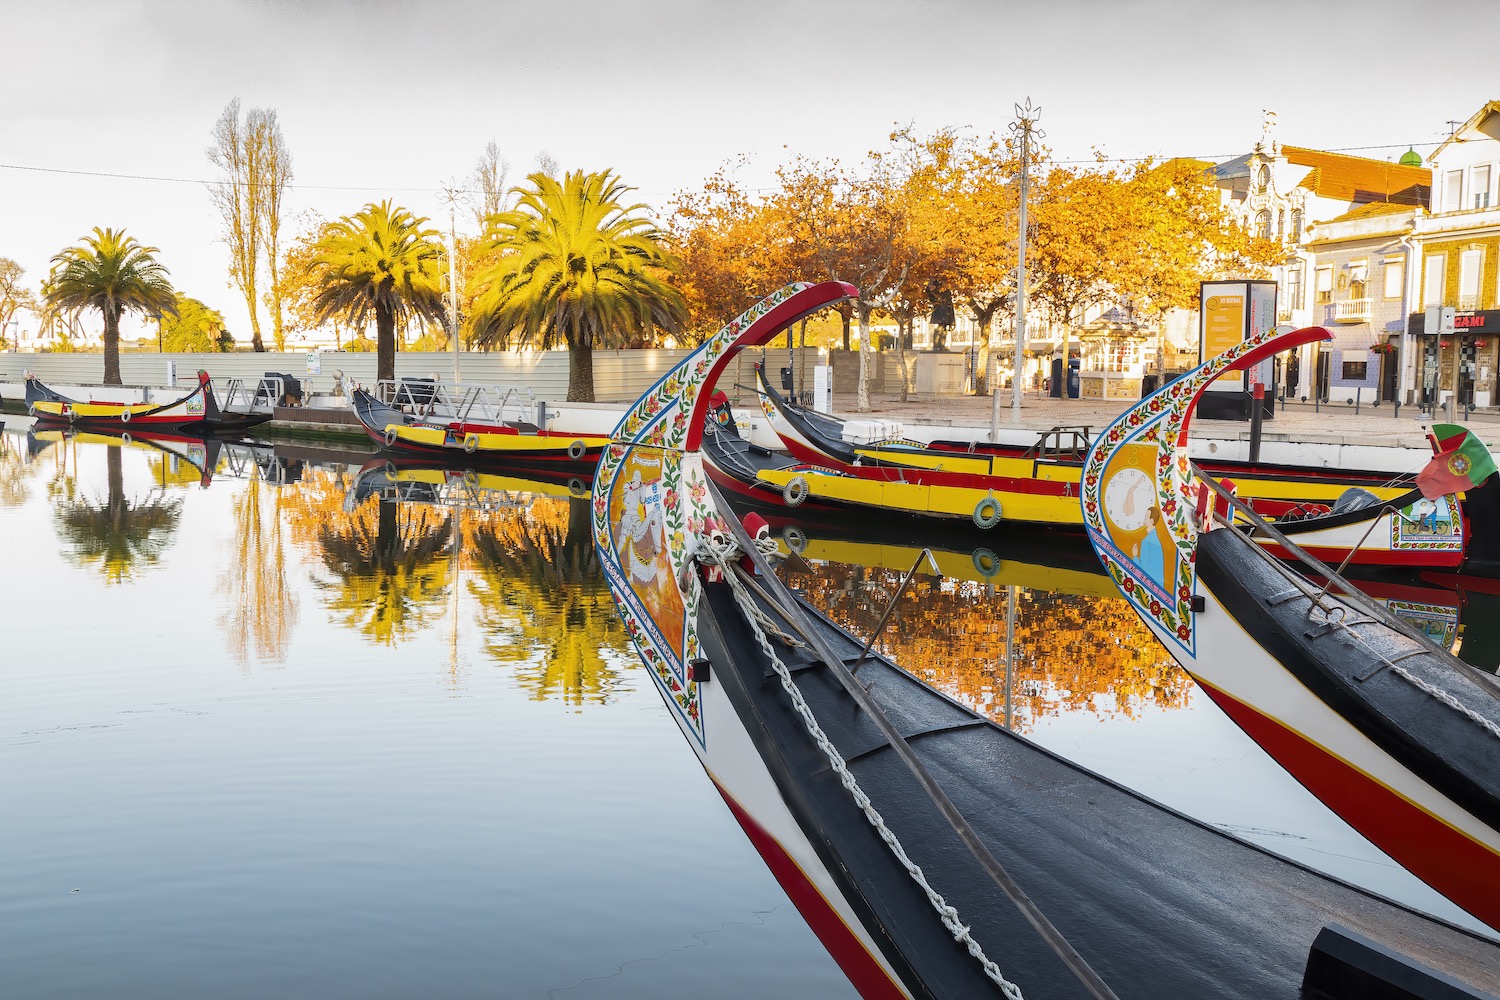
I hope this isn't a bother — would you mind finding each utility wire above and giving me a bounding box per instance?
[0,135,1483,194]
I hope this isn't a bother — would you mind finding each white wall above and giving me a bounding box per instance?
[0,346,814,406]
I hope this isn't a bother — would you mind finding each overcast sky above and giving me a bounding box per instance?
[2,0,1495,342]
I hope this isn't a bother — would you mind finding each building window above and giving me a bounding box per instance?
[1444,170,1464,212]
[1315,266,1333,304]
[1348,261,1369,299]
[1424,253,1446,307]
[1459,249,1483,309]
[1287,265,1305,311]
[1383,258,1404,299]
[1255,210,1271,239]
[1277,210,1285,236]
[1256,164,1270,193]
[1290,209,1303,241]
[1474,165,1493,209]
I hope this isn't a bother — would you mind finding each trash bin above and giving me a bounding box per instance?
[394,377,436,409]
[780,367,794,392]
[1140,373,1160,397]
[255,372,302,407]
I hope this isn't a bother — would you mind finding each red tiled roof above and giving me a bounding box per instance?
[1283,145,1431,205]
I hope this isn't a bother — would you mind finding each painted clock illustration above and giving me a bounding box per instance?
[1103,466,1156,532]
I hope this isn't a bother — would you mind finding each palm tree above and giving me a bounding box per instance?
[468,169,687,402]
[44,228,177,385]
[307,202,447,384]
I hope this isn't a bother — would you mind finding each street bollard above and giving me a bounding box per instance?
[1249,382,1265,463]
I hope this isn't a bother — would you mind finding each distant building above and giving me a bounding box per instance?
[1205,122,1430,402]
[1408,100,1500,409]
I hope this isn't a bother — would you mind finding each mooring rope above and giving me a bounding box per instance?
[1298,588,1500,741]
[698,533,1025,1000]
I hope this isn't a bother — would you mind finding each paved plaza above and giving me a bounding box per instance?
[817,386,1500,451]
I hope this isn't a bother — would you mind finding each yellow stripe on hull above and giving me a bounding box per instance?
[790,537,1115,596]
[384,424,611,455]
[756,468,1080,525]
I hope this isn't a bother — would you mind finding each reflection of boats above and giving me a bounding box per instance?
[28,425,227,486]
[25,424,285,488]
[743,505,1114,597]
[25,373,272,435]
[343,454,592,513]
[1084,323,1500,931]
[591,282,1500,999]
[747,364,1476,570]
[350,387,612,466]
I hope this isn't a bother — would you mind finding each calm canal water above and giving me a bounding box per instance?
[0,420,1490,998]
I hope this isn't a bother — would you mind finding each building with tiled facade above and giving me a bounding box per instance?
[1209,131,1429,403]
[1408,100,1500,409]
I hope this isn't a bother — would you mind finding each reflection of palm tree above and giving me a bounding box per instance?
[468,497,628,704]
[219,470,299,664]
[0,433,41,507]
[317,498,454,645]
[53,445,182,584]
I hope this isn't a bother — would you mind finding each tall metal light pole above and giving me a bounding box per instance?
[439,180,463,383]
[995,99,1042,437]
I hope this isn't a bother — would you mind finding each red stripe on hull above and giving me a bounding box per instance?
[712,781,911,1000]
[1286,544,1463,569]
[1201,684,1500,930]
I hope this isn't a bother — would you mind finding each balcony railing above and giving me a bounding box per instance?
[1331,298,1372,323]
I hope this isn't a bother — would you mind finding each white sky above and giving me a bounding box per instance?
[3,0,1495,343]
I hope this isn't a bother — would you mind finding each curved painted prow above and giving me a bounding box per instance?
[1080,325,1331,653]
[592,281,857,747]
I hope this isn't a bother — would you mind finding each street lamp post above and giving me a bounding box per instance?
[995,99,1043,437]
[439,180,464,383]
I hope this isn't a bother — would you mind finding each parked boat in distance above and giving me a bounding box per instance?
[591,281,1500,999]
[1083,322,1500,933]
[25,372,271,436]
[350,386,612,467]
[738,362,1481,572]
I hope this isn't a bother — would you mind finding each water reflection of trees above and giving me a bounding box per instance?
[219,469,299,664]
[466,496,628,705]
[318,497,456,646]
[276,466,626,696]
[791,561,1191,732]
[0,432,40,507]
[53,445,182,584]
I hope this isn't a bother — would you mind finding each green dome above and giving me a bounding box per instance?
[1399,147,1423,167]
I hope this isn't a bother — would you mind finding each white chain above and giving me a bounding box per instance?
[699,534,1024,1000]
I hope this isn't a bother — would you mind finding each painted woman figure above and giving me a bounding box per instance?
[1133,505,1167,591]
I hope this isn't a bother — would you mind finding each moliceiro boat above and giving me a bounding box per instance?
[350,387,611,467]
[591,282,1500,999]
[24,372,272,436]
[748,363,1489,573]
[1082,323,1500,933]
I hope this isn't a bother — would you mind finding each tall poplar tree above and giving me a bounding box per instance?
[208,98,293,352]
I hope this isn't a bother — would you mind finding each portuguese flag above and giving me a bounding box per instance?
[1416,424,1498,499]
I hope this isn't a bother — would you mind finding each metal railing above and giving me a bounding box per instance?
[1331,298,1372,323]
[373,378,539,427]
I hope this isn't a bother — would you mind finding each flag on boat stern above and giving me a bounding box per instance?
[1416,423,1498,499]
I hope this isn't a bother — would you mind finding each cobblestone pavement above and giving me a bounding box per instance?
[814,387,1500,450]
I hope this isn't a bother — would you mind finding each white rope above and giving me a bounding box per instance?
[698,534,1024,1000]
[1302,594,1500,741]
